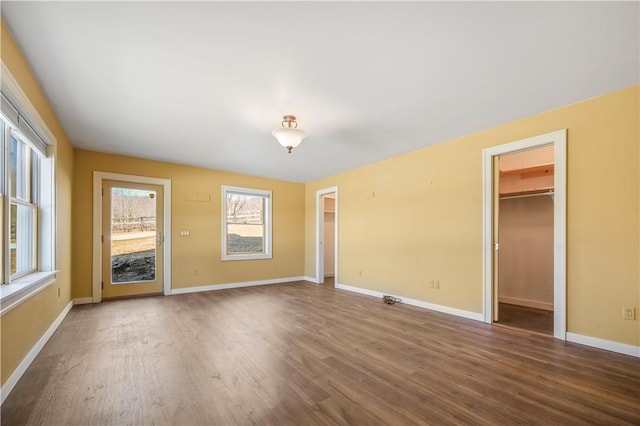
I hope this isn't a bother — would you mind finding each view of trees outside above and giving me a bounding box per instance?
[110,188,156,283]
[111,188,156,233]
[226,193,264,254]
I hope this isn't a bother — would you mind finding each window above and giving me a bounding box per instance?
[10,134,38,278]
[222,186,271,261]
[0,86,55,313]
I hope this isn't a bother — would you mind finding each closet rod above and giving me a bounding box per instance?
[500,190,554,200]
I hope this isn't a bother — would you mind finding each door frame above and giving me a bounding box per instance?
[315,186,338,284]
[92,171,172,302]
[482,129,567,339]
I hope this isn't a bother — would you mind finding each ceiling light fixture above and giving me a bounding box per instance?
[272,115,306,154]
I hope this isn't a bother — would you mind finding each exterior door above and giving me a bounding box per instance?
[101,180,164,298]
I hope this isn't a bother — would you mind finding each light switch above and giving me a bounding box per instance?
[180,230,190,236]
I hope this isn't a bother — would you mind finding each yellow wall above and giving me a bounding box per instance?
[305,85,639,347]
[72,150,305,298]
[1,16,638,389]
[1,22,75,385]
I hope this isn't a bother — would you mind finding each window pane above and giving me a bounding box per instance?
[31,148,38,202]
[0,121,5,191]
[110,187,157,283]
[226,193,265,254]
[10,136,32,202]
[227,224,264,254]
[1,122,4,284]
[0,195,4,284]
[10,202,36,276]
[10,136,16,197]
[226,193,264,224]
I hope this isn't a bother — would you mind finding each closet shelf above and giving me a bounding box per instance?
[500,163,554,179]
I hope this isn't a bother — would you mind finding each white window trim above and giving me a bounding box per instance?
[1,62,56,146]
[0,61,57,312]
[222,185,272,261]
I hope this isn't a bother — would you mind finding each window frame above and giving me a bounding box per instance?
[9,197,39,279]
[9,133,39,279]
[221,185,272,261]
[0,64,57,315]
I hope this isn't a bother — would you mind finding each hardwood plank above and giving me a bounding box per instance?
[497,302,553,335]
[2,281,639,425]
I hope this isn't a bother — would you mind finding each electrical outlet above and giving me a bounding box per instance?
[428,280,434,288]
[434,280,440,290]
[193,269,199,277]
[622,306,636,320]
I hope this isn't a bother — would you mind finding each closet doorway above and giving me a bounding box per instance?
[322,194,336,287]
[315,187,338,286]
[483,130,566,340]
[496,146,555,335]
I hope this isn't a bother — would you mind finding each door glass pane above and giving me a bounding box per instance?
[111,187,156,283]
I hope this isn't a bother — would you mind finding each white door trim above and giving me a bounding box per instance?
[482,129,567,339]
[315,187,338,284]
[92,171,172,302]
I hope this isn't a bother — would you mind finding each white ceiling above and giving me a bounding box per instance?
[2,2,638,183]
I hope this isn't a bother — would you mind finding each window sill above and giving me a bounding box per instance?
[222,254,272,261]
[0,271,57,316]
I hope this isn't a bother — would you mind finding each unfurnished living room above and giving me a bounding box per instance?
[0,1,639,425]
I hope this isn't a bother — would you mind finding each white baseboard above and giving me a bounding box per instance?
[73,297,93,305]
[170,276,306,295]
[302,276,320,284]
[566,332,640,358]
[336,283,380,298]
[1,300,73,405]
[499,296,553,311]
[335,283,484,322]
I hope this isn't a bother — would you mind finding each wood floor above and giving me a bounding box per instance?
[497,302,554,335]
[3,281,639,425]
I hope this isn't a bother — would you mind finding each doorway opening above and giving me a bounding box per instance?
[315,187,338,286]
[92,171,172,302]
[483,130,566,340]
[496,146,555,335]
[101,180,164,299]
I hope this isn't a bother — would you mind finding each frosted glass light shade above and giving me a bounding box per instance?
[272,127,306,150]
